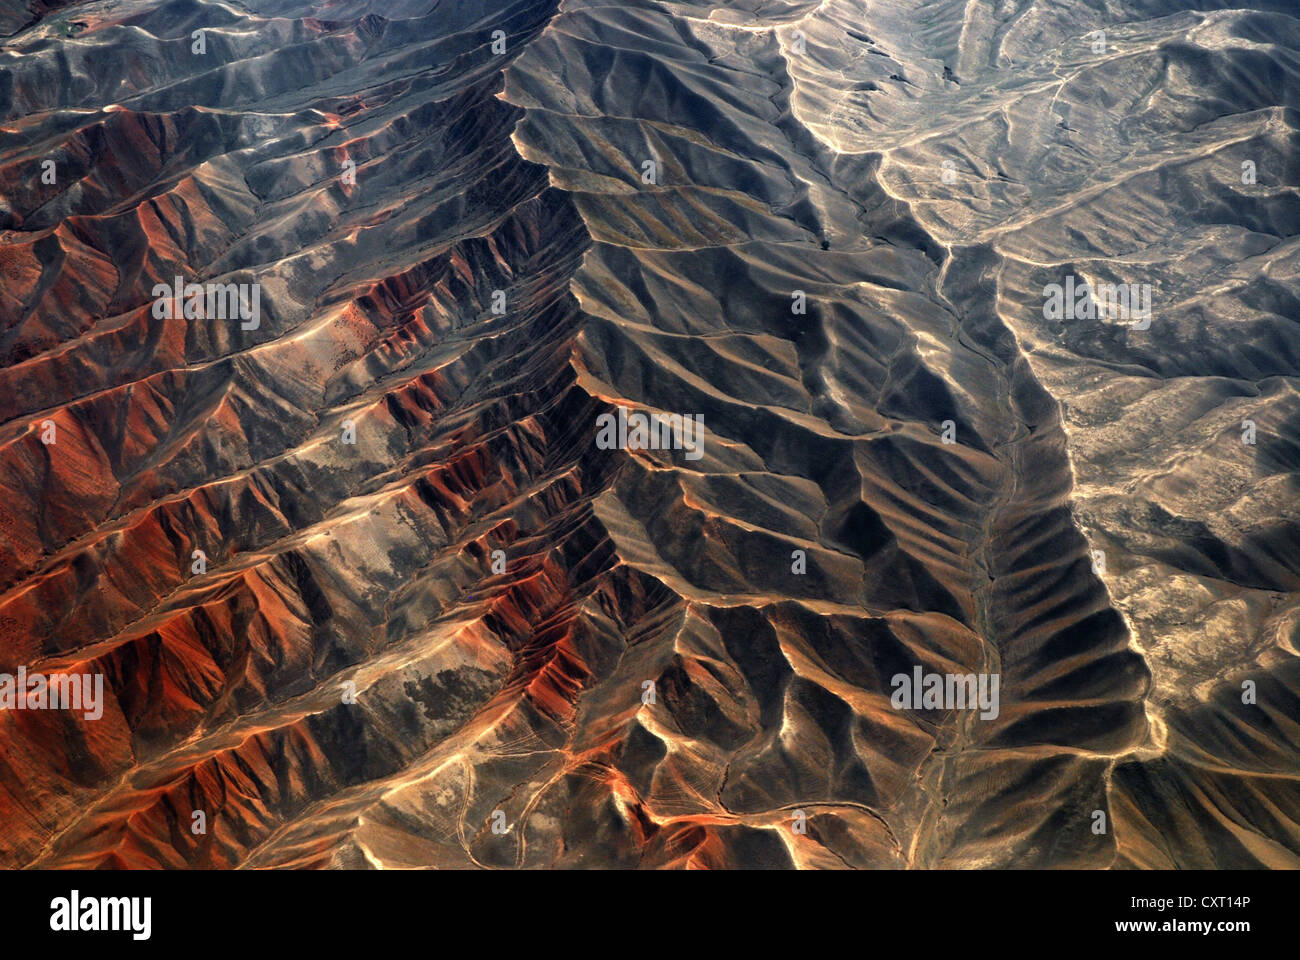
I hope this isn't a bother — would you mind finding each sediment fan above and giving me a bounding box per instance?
[0,0,1296,870]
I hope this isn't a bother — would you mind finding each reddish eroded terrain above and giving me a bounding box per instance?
[0,0,1296,869]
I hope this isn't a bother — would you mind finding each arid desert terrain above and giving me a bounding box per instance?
[0,0,1297,869]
